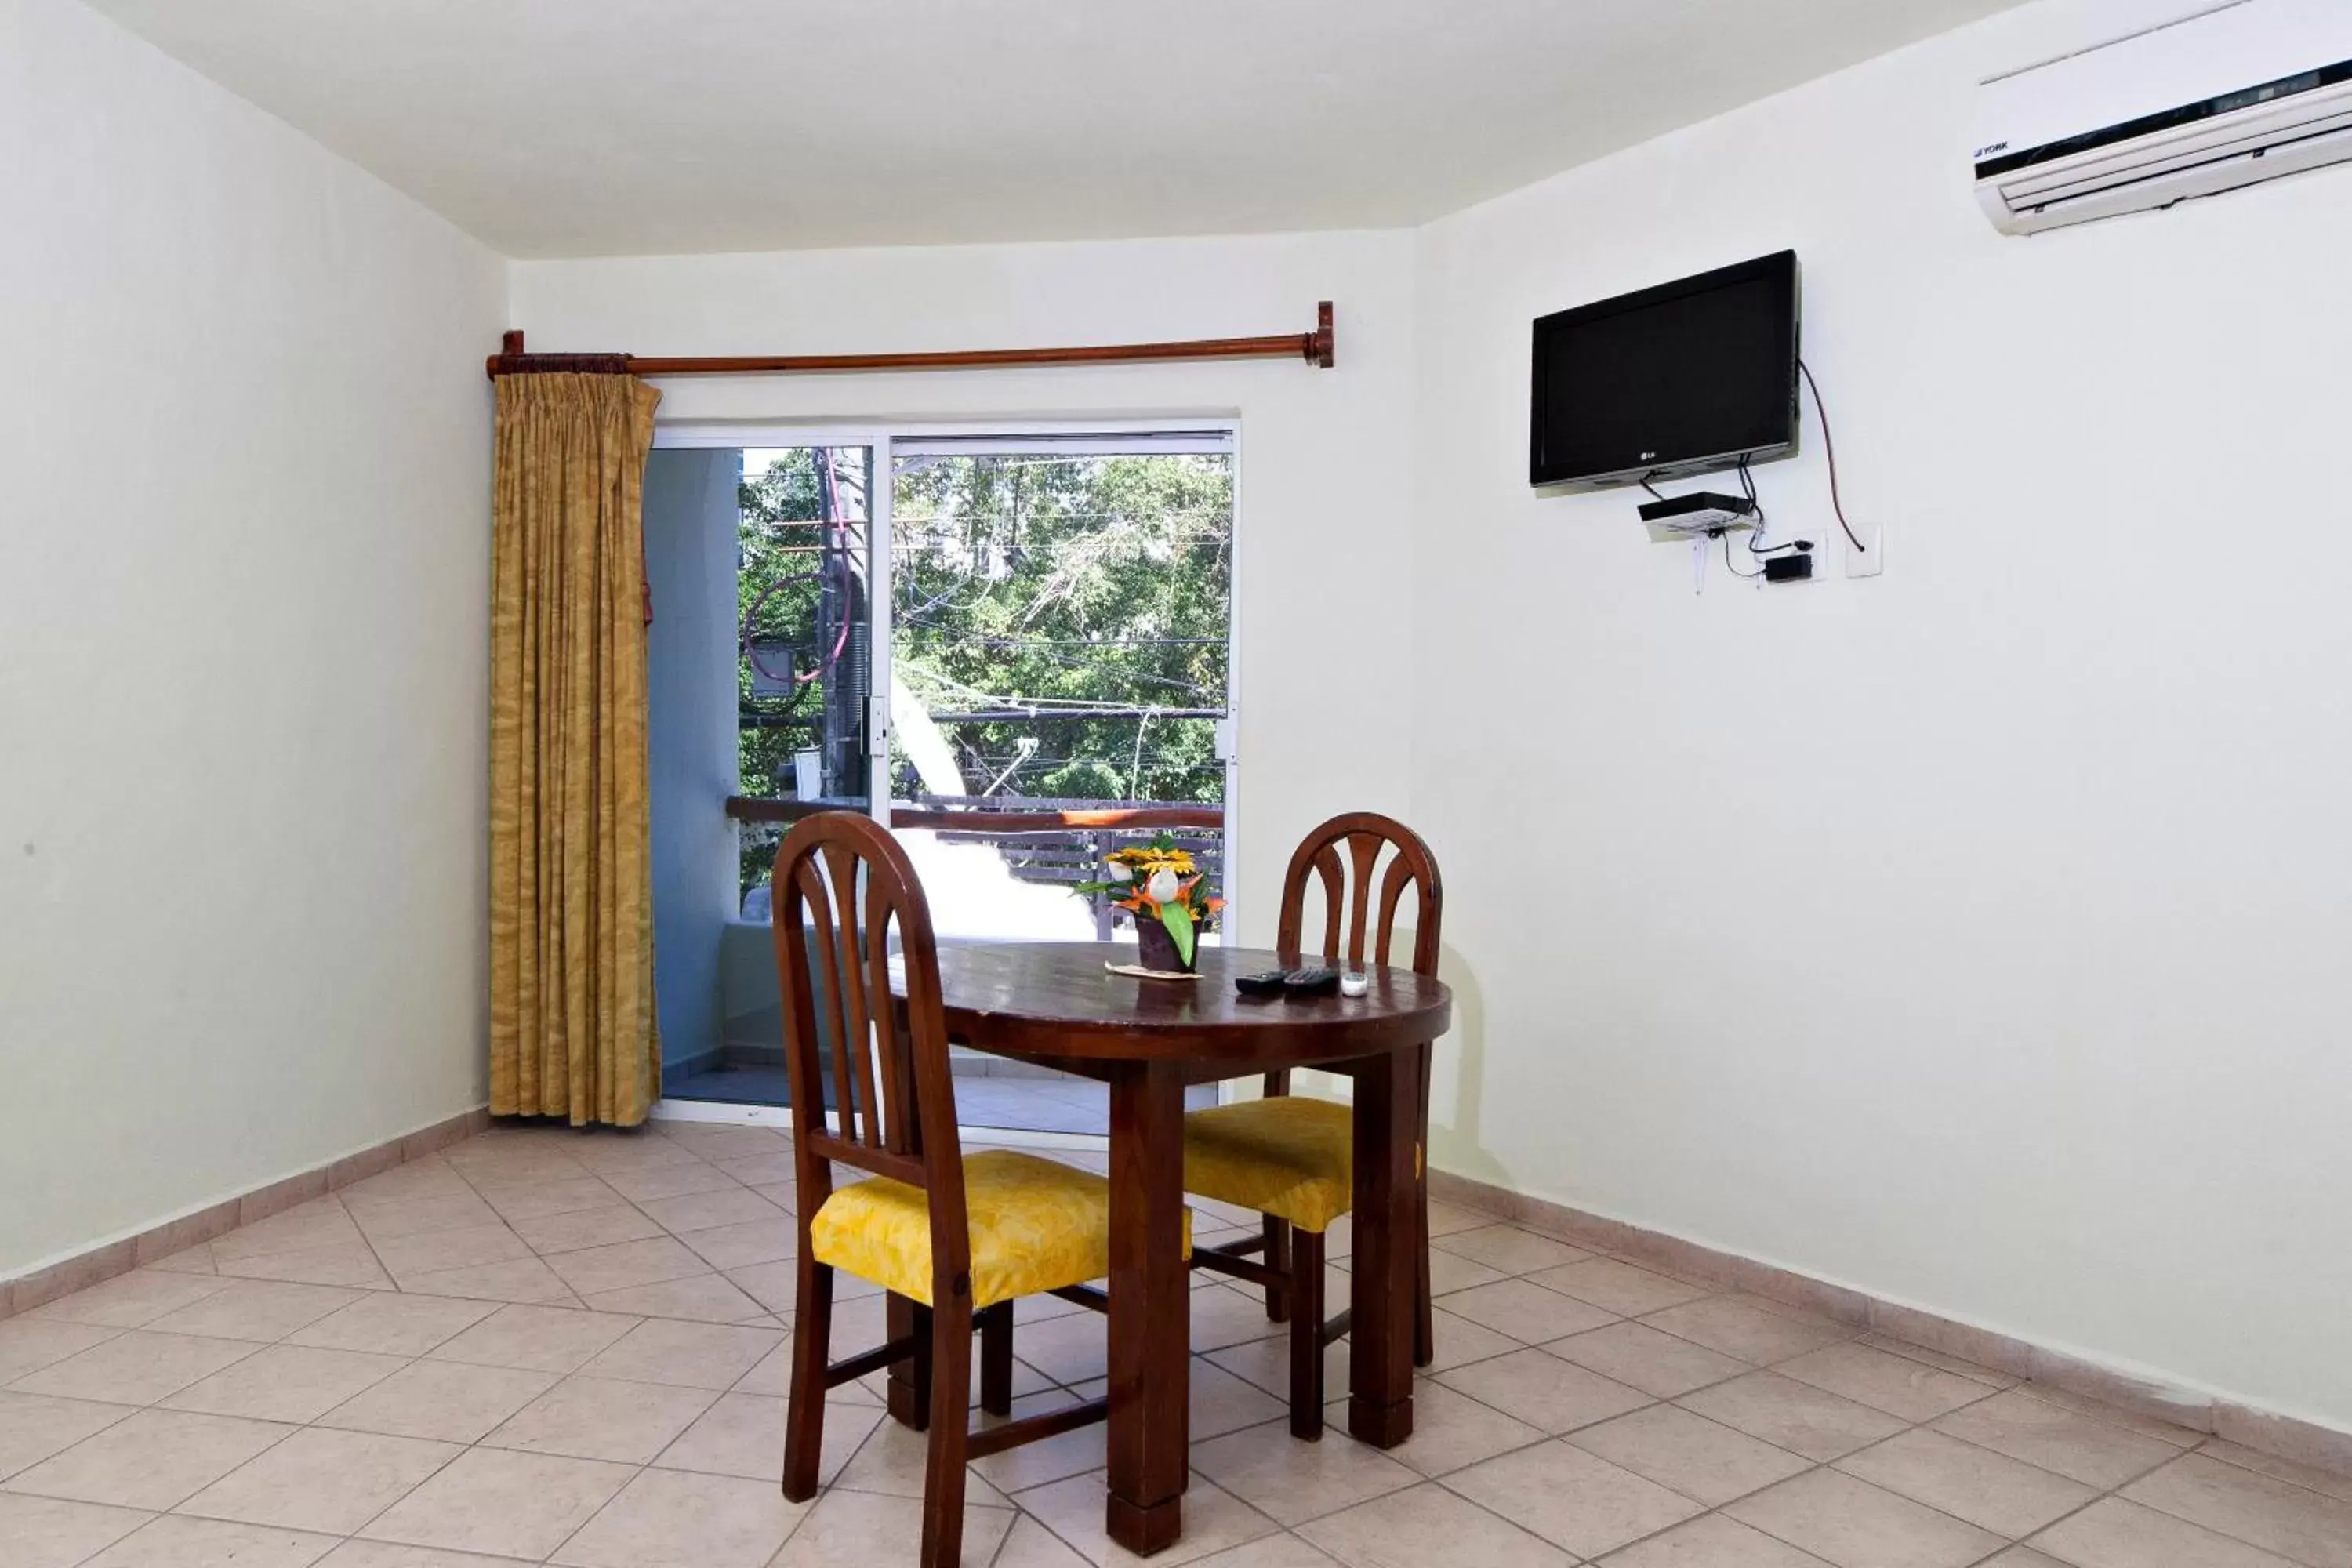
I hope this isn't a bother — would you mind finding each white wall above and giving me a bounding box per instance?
[510,230,1421,949]
[11,0,2337,1443]
[1411,0,2352,1431]
[0,0,506,1278]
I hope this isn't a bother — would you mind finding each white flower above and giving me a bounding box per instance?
[1145,868,1181,905]
[1108,862,1133,884]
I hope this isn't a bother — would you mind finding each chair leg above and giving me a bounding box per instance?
[1289,1227,1326,1440]
[887,1292,933,1432]
[1262,1217,1292,1323]
[782,1254,833,1501]
[919,1294,975,1568]
[978,1301,1014,1417]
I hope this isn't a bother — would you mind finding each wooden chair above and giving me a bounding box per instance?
[1181,811,1443,1437]
[774,812,1163,1568]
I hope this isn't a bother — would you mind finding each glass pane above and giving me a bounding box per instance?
[736,445,875,898]
[886,449,1232,950]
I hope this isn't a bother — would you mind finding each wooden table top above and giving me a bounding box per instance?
[910,941,1452,1065]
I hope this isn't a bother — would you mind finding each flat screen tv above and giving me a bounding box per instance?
[1530,251,1800,490]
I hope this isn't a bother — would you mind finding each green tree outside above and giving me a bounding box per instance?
[735,449,1232,896]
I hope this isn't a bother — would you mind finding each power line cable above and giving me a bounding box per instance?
[1798,358,1867,552]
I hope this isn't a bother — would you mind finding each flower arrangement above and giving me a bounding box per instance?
[1075,833,1224,972]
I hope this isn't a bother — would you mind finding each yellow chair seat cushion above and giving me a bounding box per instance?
[808,1149,1189,1308]
[1183,1095,1358,1234]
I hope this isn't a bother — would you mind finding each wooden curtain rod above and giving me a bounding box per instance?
[483,303,1334,379]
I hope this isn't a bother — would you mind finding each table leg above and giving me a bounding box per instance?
[1105,1058,1189,1555]
[1349,1044,1419,1447]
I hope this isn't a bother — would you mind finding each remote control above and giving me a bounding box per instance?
[1281,968,1341,1000]
[1235,971,1290,999]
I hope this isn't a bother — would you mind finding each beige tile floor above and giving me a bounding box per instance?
[5,1120,2350,1568]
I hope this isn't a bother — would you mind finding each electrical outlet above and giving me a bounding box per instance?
[1845,522,1884,579]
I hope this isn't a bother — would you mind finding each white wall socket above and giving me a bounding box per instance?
[1846,522,1885,579]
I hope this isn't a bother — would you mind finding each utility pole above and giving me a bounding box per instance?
[813,448,876,804]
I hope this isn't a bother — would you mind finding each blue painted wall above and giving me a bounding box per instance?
[643,448,741,1080]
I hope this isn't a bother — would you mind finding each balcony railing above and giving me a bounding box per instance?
[727,793,1224,938]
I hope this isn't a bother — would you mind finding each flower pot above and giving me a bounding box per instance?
[1134,917,1195,975]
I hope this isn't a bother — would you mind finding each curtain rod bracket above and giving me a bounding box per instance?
[485,331,633,379]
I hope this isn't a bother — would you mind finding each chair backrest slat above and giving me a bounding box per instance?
[1312,844,1345,963]
[1373,851,1419,971]
[771,812,971,1297]
[796,858,862,1142]
[1342,831,1381,966]
[862,871,914,1156]
[828,840,889,1148]
[1270,812,1443,1095]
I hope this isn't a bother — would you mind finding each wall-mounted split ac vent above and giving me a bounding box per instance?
[1975,0,2352,234]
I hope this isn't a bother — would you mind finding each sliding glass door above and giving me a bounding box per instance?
[882,434,1233,1133]
[883,434,1231,935]
[647,426,1233,1131]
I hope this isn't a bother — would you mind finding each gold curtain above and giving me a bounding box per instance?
[489,372,664,1125]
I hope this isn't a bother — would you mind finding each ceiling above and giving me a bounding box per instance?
[89,0,2027,259]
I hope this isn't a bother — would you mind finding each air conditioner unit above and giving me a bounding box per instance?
[1974,0,2352,235]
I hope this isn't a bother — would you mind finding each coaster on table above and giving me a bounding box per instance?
[1103,961,1203,982]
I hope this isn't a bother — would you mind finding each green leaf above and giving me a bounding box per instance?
[1159,900,1196,967]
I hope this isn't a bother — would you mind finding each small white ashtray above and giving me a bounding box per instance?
[1338,971,1370,999]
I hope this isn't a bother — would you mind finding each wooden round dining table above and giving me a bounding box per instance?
[898,940,1453,1556]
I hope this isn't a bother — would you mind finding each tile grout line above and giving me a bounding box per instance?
[1956,1431,2226,1566]
[1369,1273,2081,1563]
[1654,1335,2147,1561]
[1431,1174,2352,1486]
[1400,1282,2326,1568]
[421,1156,2348,1563]
[1463,1356,2015,1565]
[340,1190,412,1300]
[35,1123,2340,1568]
[2095,1436,2352,1568]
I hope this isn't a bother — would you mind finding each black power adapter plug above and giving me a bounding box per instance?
[1763,552,1813,583]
